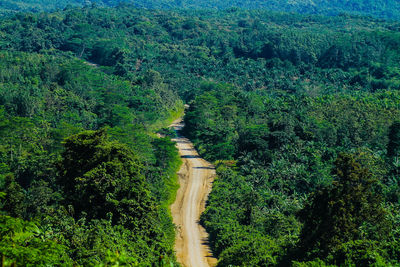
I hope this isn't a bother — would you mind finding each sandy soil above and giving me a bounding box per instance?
[170,119,218,267]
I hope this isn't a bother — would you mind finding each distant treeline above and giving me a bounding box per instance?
[2,0,400,20]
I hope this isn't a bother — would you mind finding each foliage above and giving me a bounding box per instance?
[297,153,390,259]
[387,121,400,158]
[218,233,281,267]
[1,3,400,266]
[186,85,400,265]
[0,215,72,266]
[2,7,400,102]
[0,50,182,265]
[328,240,389,266]
[58,130,154,229]
[3,0,400,21]
[2,174,25,218]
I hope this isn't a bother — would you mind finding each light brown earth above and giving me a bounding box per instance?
[170,119,218,267]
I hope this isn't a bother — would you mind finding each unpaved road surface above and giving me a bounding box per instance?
[170,119,217,267]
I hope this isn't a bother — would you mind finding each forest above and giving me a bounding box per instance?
[0,2,399,266]
[0,49,184,265]
[2,0,400,20]
[185,84,400,265]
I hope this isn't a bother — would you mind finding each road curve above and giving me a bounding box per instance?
[170,119,217,267]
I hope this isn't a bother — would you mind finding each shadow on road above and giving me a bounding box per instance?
[193,166,215,170]
[181,155,201,159]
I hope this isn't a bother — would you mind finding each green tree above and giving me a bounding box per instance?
[2,174,25,218]
[218,233,281,267]
[387,121,400,158]
[328,240,389,266]
[297,153,390,259]
[0,215,72,266]
[57,129,155,230]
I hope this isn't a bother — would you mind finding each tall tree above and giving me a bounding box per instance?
[57,129,155,231]
[2,174,25,218]
[387,121,400,158]
[297,153,390,259]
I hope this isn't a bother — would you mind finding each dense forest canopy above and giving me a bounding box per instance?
[0,2,399,266]
[183,84,400,265]
[0,50,183,265]
[2,0,400,20]
[2,6,400,101]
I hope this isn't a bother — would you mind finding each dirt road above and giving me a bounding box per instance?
[170,119,217,267]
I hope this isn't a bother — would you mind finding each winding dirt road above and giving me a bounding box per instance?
[170,119,217,267]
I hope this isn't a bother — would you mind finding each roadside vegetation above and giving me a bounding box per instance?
[0,3,399,266]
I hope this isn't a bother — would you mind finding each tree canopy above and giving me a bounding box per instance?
[0,3,400,266]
